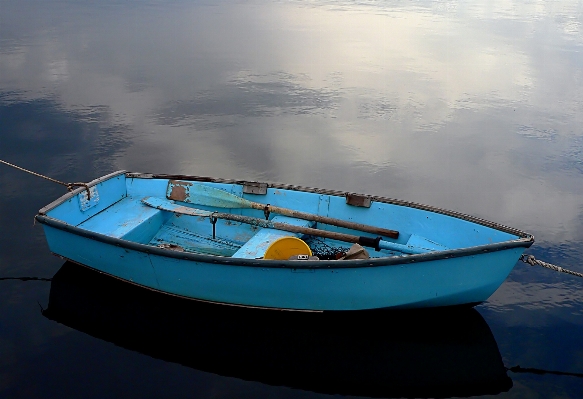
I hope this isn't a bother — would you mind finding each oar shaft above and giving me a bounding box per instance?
[142,197,423,255]
[168,181,399,239]
[274,222,424,254]
[218,213,422,254]
[251,203,399,239]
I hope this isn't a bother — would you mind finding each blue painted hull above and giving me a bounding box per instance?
[36,171,534,311]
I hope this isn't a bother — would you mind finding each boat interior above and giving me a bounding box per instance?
[42,172,522,260]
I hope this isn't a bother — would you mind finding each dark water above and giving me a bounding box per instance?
[1,0,582,397]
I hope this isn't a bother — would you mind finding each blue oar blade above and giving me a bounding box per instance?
[377,234,448,255]
[142,197,213,217]
[406,234,449,252]
[167,181,253,209]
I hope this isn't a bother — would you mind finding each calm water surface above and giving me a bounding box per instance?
[1,0,582,397]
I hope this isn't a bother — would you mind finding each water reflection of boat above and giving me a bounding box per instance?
[43,262,512,398]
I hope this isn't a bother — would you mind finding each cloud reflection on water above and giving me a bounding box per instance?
[1,0,583,247]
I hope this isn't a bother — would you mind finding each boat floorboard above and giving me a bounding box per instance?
[149,224,242,257]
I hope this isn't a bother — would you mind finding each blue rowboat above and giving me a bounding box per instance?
[35,171,534,311]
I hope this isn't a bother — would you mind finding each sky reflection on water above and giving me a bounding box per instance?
[2,0,582,237]
[1,0,583,397]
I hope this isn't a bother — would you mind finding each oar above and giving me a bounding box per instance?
[143,197,426,255]
[167,181,399,239]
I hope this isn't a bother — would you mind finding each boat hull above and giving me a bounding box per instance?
[40,222,525,311]
[36,171,533,311]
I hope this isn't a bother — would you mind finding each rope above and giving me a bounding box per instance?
[507,365,583,378]
[0,277,52,281]
[520,254,583,278]
[0,159,91,198]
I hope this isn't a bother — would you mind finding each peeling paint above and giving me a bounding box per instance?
[167,180,193,202]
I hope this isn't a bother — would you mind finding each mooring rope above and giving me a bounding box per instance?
[507,365,583,378]
[520,254,583,278]
[0,276,52,281]
[0,159,91,198]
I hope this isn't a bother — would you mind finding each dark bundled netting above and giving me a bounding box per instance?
[304,236,350,260]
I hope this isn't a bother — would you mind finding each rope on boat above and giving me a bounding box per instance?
[304,236,350,260]
[520,254,583,278]
[0,159,91,198]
